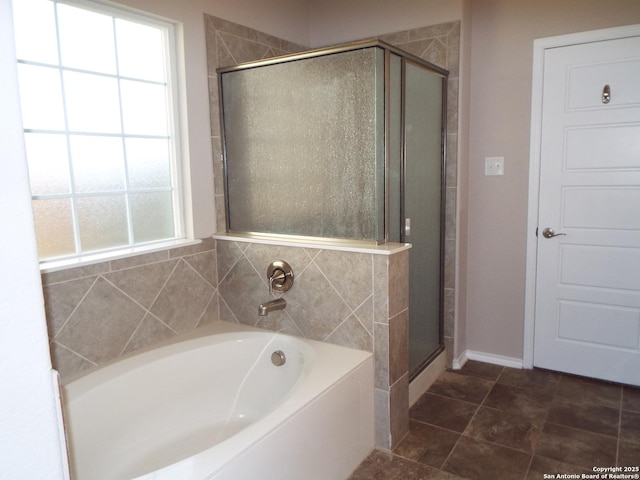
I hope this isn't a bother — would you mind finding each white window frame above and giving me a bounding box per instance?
[14,0,195,271]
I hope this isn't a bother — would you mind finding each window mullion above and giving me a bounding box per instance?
[112,16,135,248]
[53,0,82,257]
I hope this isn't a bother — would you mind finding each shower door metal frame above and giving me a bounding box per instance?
[217,39,447,248]
[393,56,448,380]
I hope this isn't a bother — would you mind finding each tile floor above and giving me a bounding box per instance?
[349,361,640,480]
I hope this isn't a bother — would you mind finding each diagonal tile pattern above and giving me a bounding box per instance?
[42,239,218,380]
[216,240,375,349]
[349,361,640,479]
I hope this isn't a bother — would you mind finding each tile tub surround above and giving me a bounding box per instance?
[43,238,219,380]
[216,238,410,449]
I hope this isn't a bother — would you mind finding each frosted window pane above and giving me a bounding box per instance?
[221,48,382,240]
[70,136,125,192]
[17,64,65,130]
[76,195,128,251]
[12,0,58,64]
[130,192,174,243]
[32,199,75,259]
[64,71,121,133]
[125,138,171,189]
[57,3,116,74]
[120,80,168,136]
[116,20,165,82]
[24,133,70,195]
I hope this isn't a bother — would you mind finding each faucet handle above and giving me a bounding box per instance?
[267,261,294,294]
[268,269,285,294]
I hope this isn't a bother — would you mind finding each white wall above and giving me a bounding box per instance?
[0,0,68,477]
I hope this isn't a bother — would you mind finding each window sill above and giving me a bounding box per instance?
[39,239,203,274]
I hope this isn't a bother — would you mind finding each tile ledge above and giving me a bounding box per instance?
[40,239,202,274]
[213,233,411,255]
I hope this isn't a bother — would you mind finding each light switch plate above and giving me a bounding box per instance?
[485,157,504,176]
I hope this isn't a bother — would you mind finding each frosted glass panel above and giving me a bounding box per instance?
[70,136,125,192]
[12,0,58,65]
[221,47,383,240]
[57,3,116,74]
[116,20,165,82]
[24,133,70,195]
[126,138,171,189]
[76,195,129,251]
[17,64,65,130]
[405,63,443,371]
[131,192,175,243]
[121,80,168,136]
[64,71,121,133]
[32,198,75,259]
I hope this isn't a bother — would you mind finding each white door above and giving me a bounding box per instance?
[533,34,640,386]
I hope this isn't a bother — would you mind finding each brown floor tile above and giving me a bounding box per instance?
[353,362,637,480]
[393,420,460,469]
[410,393,478,433]
[623,386,640,413]
[534,423,617,468]
[526,456,592,480]
[497,368,561,395]
[618,441,640,467]
[484,382,553,421]
[442,435,531,480]
[546,396,619,438]
[620,410,640,445]
[347,450,463,480]
[453,360,504,382]
[555,374,622,409]
[464,406,542,453]
[428,371,494,404]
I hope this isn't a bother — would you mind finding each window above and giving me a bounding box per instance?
[13,0,184,263]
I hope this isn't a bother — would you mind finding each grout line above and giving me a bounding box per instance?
[52,275,100,341]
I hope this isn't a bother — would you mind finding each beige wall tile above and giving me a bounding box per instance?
[389,308,409,385]
[149,260,215,334]
[55,277,146,364]
[104,260,178,309]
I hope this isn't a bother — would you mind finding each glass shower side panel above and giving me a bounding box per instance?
[404,62,444,372]
[220,47,385,241]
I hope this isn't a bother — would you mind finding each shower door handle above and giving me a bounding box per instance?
[405,218,412,237]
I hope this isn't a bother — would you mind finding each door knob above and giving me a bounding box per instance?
[542,227,566,239]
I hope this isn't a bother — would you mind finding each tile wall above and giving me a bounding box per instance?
[44,239,219,380]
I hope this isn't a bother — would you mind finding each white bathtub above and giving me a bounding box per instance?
[62,321,374,480]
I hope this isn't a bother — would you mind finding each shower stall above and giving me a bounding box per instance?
[218,40,447,378]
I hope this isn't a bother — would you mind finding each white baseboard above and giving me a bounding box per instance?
[452,349,523,370]
[408,350,446,407]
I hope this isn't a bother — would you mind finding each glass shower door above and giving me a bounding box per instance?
[404,61,444,374]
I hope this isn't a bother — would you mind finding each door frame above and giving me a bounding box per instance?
[523,23,640,369]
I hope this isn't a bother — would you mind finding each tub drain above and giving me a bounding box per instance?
[271,350,286,366]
